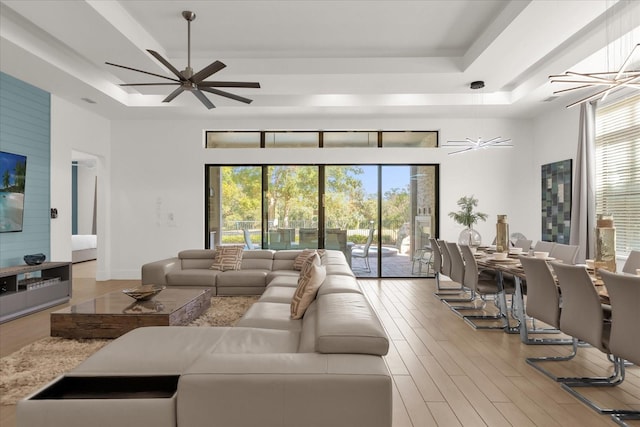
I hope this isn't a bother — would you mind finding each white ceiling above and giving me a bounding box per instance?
[0,0,638,121]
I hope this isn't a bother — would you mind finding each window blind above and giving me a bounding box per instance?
[595,93,640,257]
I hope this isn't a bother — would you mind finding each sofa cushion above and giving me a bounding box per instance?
[216,270,269,287]
[210,246,244,271]
[210,327,300,354]
[317,274,362,296]
[272,250,300,271]
[266,275,300,288]
[325,263,356,277]
[72,326,231,375]
[236,302,302,331]
[316,293,389,356]
[291,253,325,319]
[260,286,297,303]
[179,249,218,269]
[167,269,219,287]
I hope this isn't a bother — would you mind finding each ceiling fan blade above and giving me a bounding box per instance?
[200,87,253,104]
[120,83,181,86]
[191,61,226,83]
[198,81,261,88]
[147,50,186,81]
[105,62,181,82]
[163,86,186,103]
[192,90,215,109]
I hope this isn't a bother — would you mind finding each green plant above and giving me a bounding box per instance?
[448,195,487,228]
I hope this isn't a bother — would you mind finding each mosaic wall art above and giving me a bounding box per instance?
[541,159,572,243]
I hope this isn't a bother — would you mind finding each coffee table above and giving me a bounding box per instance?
[50,287,213,339]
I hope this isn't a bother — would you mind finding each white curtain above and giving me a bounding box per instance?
[570,101,597,263]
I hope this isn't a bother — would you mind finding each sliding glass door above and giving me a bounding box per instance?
[206,164,438,278]
[265,165,318,250]
[325,165,379,275]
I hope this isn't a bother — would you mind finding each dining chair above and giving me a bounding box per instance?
[549,263,624,402]
[438,242,474,303]
[513,239,532,252]
[519,257,573,377]
[243,229,260,250]
[622,250,640,275]
[351,228,374,272]
[457,244,512,329]
[429,238,443,288]
[432,239,465,296]
[533,241,555,253]
[599,269,640,424]
[549,243,579,264]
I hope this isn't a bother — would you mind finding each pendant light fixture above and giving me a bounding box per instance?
[444,81,512,155]
[549,1,639,108]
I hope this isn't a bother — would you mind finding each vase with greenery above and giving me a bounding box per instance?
[448,195,487,247]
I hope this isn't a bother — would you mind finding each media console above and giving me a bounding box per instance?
[0,262,72,323]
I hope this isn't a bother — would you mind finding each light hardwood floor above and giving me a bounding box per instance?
[1,263,638,426]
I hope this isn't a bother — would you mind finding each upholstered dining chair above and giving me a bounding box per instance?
[519,256,573,375]
[513,239,532,252]
[429,238,443,289]
[599,269,640,424]
[457,244,512,329]
[533,241,555,253]
[549,243,579,265]
[550,263,624,406]
[432,239,463,296]
[439,242,474,304]
[622,250,640,275]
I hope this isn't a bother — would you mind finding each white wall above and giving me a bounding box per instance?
[107,115,540,279]
[47,97,585,281]
[51,96,111,280]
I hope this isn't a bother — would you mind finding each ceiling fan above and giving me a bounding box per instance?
[106,11,260,109]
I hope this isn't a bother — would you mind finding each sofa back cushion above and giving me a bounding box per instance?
[179,249,218,270]
[241,250,275,270]
[315,293,389,356]
[272,250,302,271]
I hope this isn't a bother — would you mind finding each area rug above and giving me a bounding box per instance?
[0,295,258,406]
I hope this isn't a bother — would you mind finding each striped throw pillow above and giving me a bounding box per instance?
[293,249,317,270]
[290,253,326,319]
[209,246,244,271]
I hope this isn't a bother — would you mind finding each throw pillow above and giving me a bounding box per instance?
[291,253,326,319]
[293,249,317,270]
[210,246,244,271]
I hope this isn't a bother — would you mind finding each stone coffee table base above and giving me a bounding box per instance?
[51,288,213,339]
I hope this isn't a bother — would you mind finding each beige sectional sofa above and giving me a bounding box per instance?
[141,249,353,295]
[18,249,392,427]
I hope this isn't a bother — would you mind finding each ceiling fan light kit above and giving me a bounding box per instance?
[106,11,260,109]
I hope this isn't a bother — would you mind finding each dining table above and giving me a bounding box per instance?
[474,248,610,344]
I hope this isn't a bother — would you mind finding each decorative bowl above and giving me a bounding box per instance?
[493,252,508,260]
[24,253,46,265]
[122,285,165,301]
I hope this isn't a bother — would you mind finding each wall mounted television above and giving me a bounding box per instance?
[0,151,27,232]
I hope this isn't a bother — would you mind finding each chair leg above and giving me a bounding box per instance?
[611,412,640,426]
[526,339,580,381]
[561,357,632,415]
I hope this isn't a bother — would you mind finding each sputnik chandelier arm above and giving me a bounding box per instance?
[445,137,513,155]
[549,43,640,108]
[444,80,513,155]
